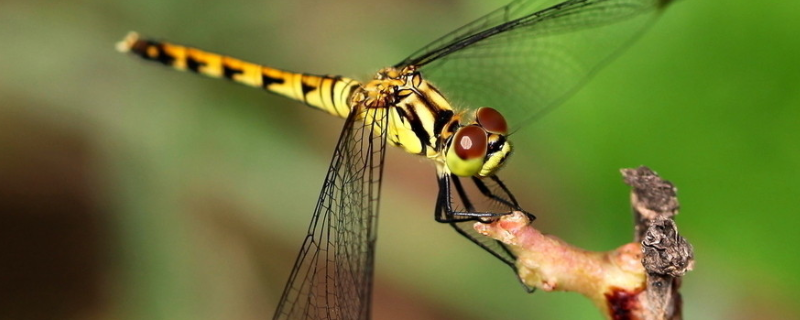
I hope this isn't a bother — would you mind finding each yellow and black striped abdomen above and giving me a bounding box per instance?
[117,32,359,118]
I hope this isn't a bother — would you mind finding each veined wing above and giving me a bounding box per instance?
[396,0,672,131]
[273,106,388,320]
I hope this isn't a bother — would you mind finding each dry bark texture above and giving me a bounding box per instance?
[475,166,694,320]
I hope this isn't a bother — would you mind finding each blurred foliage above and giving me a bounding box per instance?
[0,0,798,319]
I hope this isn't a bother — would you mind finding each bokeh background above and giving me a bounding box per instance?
[1,0,798,319]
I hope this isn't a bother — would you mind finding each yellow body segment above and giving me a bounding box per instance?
[117,32,356,118]
[356,70,455,158]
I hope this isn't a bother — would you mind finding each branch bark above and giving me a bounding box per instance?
[475,166,694,320]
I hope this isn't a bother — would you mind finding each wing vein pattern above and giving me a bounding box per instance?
[397,0,668,130]
[273,106,388,320]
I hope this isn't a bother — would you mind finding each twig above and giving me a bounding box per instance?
[475,166,693,320]
[624,167,694,320]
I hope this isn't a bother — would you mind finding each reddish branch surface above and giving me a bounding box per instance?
[475,167,694,320]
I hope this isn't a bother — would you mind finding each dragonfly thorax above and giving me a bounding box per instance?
[354,66,512,178]
[353,66,453,158]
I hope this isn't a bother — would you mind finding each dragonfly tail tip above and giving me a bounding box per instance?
[116,31,140,53]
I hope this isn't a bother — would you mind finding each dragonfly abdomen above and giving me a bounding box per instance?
[117,32,359,118]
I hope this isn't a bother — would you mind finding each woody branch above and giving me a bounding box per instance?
[475,166,694,320]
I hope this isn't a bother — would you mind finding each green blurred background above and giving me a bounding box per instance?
[1,0,798,319]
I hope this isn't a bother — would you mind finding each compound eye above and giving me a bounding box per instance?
[453,126,488,160]
[446,125,488,177]
[476,107,508,135]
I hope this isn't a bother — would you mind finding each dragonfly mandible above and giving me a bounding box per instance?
[118,0,673,319]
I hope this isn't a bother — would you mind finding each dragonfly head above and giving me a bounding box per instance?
[445,107,512,177]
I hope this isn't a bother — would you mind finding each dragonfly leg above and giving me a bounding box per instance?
[434,173,511,223]
[432,172,537,292]
[471,175,536,223]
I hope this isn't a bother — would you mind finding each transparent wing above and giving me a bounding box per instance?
[273,106,388,320]
[396,0,671,130]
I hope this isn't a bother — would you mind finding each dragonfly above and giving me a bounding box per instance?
[118,0,672,318]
